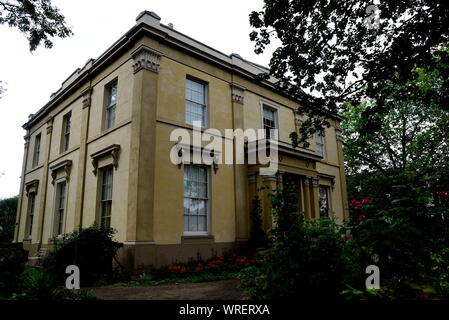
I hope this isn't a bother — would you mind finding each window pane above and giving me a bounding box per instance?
[189,215,198,232]
[198,200,207,215]
[198,215,207,232]
[184,216,189,232]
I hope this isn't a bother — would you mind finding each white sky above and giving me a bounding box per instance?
[0,0,277,199]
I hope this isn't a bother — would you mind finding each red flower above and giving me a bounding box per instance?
[196,267,201,271]
[357,214,366,222]
[245,263,251,267]
[168,266,172,270]
[197,263,202,267]
[181,268,186,272]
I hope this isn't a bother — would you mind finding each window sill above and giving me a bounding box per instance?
[181,234,214,244]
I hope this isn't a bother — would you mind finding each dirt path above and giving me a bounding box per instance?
[91,279,246,300]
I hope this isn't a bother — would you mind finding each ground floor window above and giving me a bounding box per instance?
[319,185,331,218]
[54,181,67,236]
[27,193,36,238]
[183,164,208,234]
[99,166,113,228]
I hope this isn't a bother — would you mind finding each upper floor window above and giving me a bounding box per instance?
[27,192,36,239]
[315,130,325,157]
[319,185,331,218]
[263,106,277,139]
[184,164,209,234]
[61,112,71,153]
[32,134,41,167]
[99,166,113,228]
[105,82,117,130]
[185,78,207,127]
[53,181,67,237]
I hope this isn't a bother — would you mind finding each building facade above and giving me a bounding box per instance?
[14,11,348,270]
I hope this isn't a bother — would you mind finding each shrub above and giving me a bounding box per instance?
[0,196,18,242]
[42,224,122,287]
[0,245,28,298]
[238,182,357,299]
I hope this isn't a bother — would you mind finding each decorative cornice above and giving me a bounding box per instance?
[24,135,30,148]
[90,144,121,175]
[81,87,93,108]
[25,179,39,197]
[131,45,162,74]
[46,117,54,134]
[231,83,246,105]
[50,160,72,185]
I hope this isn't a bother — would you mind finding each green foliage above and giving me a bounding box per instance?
[42,224,122,287]
[6,267,97,300]
[238,183,357,299]
[250,1,449,144]
[0,196,18,242]
[347,172,449,298]
[0,245,27,298]
[0,0,73,51]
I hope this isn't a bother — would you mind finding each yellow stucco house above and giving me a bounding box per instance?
[14,11,348,270]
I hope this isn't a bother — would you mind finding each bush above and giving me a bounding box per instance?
[238,183,358,299]
[42,224,122,287]
[9,267,97,300]
[0,196,18,242]
[0,245,28,298]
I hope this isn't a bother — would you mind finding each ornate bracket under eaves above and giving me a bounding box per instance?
[50,159,73,185]
[25,180,39,197]
[90,144,121,175]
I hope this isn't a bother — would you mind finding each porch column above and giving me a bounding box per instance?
[335,126,349,222]
[310,176,320,218]
[302,176,312,219]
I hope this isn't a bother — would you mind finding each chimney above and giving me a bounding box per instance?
[135,10,161,27]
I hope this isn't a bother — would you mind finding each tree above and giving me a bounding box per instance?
[341,55,449,177]
[0,0,72,51]
[249,1,449,145]
[0,196,18,242]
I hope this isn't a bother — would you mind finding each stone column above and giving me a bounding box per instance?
[36,118,54,245]
[14,134,31,242]
[126,45,161,243]
[73,86,92,229]
[231,83,249,243]
[261,174,277,231]
[302,176,312,219]
[310,176,320,218]
[335,126,349,222]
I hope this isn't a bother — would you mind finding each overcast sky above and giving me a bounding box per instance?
[0,0,277,198]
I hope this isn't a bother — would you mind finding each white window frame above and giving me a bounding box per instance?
[27,192,36,239]
[99,165,114,229]
[104,81,117,130]
[185,77,208,128]
[259,100,280,140]
[319,185,331,218]
[183,164,210,236]
[32,133,41,167]
[315,130,326,158]
[61,112,71,153]
[52,179,68,238]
